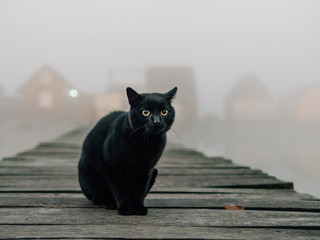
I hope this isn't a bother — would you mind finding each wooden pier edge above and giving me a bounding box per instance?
[0,126,319,239]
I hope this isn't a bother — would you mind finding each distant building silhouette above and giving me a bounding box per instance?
[280,86,320,122]
[94,68,145,119]
[95,89,124,120]
[146,66,198,131]
[17,66,94,124]
[225,75,274,121]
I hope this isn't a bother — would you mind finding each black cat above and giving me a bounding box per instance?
[78,87,177,215]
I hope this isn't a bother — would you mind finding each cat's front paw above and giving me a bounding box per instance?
[133,206,148,215]
[117,206,134,215]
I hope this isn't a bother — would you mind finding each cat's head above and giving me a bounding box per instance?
[126,87,177,135]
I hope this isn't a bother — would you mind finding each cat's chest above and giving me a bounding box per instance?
[127,134,165,154]
[127,147,162,168]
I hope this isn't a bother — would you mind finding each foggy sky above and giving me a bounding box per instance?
[1,0,320,116]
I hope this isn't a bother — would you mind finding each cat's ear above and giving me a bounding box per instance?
[126,87,141,105]
[164,87,177,101]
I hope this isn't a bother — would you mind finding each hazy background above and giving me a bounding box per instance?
[1,0,320,197]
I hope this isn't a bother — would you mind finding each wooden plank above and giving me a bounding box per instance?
[16,151,81,158]
[19,147,81,153]
[1,157,233,167]
[5,158,236,168]
[0,187,302,194]
[0,157,251,170]
[35,144,228,164]
[146,197,320,212]
[5,154,232,165]
[0,224,319,240]
[1,193,319,211]
[0,159,77,167]
[0,166,265,176]
[0,208,319,228]
[36,141,206,155]
[0,166,77,175]
[37,142,82,149]
[3,152,231,162]
[160,165,250,169]
[13,145,231,162]
[155,175,293,189]
[0,174,293,190]
[34,144,210,157]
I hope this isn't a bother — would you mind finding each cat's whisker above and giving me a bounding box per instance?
[168,127,182,144]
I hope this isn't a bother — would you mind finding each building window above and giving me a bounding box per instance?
[38,91,53,109]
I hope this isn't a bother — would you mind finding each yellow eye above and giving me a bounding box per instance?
[142,110,151,116]
[161,110,168,116]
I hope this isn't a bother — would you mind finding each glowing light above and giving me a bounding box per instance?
[69,89,78,98]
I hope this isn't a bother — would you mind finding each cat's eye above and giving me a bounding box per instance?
[142,110,151,117]
[160,110,168,116]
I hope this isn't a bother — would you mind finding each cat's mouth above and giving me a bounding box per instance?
[147,125,166,135]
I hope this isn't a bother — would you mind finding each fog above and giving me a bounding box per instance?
[1,0,320,197]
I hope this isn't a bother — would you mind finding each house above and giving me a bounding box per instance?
[17,66,95,124]
[94,68,145,120]
[225,75,275,121]
[145,66,198,132]
[280,85,320,122]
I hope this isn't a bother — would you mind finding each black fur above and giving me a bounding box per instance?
[78,87,177,215]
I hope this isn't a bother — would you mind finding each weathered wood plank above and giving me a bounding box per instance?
[0,159,77,167]
[36,142,222,160]
[0,166,265,176]
[35,142,212,158]
[0,161,250,170]
[12,144,231,161]
[0,156,252,172]
[1,192,319,211]
[4,154,233,165]
[16,152,81,158]
[0,157,253,170]
[1,225,319,240]
[37,142,82,149]
[1,208,319,228]
[155,175,293,189]
[23,150,222,163]
[146,197,320,211]
[0,174,293,190]
[0,187,301,194]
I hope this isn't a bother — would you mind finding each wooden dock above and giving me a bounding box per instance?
[1,127,320,239]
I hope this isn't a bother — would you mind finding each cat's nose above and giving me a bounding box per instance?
[153,115,161,125]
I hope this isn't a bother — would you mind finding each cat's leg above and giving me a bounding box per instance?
[146,168,158,195]
[78,164,117,209]
[94,184,117,210]
[128,168,158,215]
[105,168,133,215]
